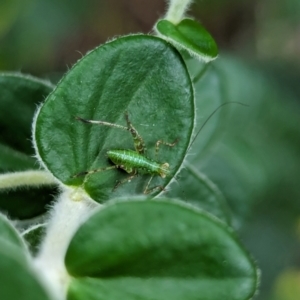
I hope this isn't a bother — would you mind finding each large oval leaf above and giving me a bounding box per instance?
[65,199,259,300]
[34,35,194,202]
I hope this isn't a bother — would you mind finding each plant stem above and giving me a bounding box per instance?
[165,0,193,24]
[0,170,56,190]
[34,187,98,300]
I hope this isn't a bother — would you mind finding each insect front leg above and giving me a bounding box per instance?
[75,113,147,154]
[124,111,147,155]
[155,138,179,160]
[113,170,137,191]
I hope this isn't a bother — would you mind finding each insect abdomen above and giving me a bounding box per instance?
[107,149,167,176]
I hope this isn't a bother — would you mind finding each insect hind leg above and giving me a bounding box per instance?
[124,111,147,155]
[75,116,128,131]
[113,171,137,191]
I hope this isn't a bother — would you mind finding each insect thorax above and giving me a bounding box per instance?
[107,149,169,177]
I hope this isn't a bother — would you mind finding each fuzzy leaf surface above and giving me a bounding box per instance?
[66,199,258,300]
[35,35,194,202]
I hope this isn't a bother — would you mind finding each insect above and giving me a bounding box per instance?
[74,102,247,194]
[74,112,178,194]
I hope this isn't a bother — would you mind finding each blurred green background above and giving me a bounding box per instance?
[1,0,300,75]
[0,1,299,299]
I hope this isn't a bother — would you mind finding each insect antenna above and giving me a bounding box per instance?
[188,101,249,151]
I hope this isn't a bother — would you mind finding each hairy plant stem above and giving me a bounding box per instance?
[0,170,56,190]
[34,187,98,300]
[165,0,193,24]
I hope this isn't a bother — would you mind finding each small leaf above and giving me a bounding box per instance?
[0,241,50,300]
[66,199,259,300]
[34,35,194,202]
[155,19,218,62]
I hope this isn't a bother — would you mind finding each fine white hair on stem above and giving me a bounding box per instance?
[0,170,56,191]
[34,187,98,300]
[165,0,194,24]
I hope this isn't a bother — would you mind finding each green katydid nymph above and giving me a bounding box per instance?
[74,112,178,194]
[73,102,247,194]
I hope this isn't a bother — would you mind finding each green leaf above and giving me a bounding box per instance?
[66,199,258,300]
[0,213,27,252]
[0,73,53,157]
[163,60,232,224]
[0,73,57,219]
[155,19,218,62]
[0,204,49,299]
[34,35,194,202]
[183,59,256,227]
[0,241,50,300]
[0,143,34,171]
[186,56,300,227]
[166,164,232,224]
